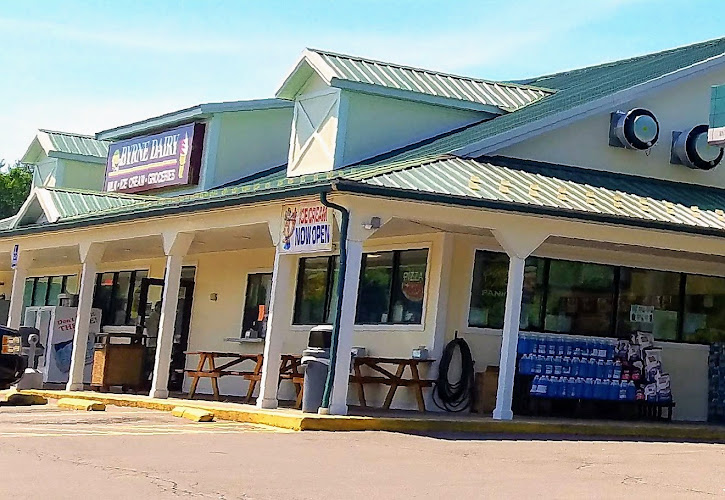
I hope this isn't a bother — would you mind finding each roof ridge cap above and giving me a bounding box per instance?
[307,48,554,93]
[38,129,105,140]
[523,36,725,85]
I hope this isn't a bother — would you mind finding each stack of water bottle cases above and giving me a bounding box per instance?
[517,332,672,404]
[709,343,725,422]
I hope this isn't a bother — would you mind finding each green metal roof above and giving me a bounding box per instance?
[39,130,109,158]
[0,217,16,231]
[43,187,154,220]
[356,37,725,167]
[360,155,725,231]
[279,49,553,112]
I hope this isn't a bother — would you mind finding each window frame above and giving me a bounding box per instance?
[94,269,149,327]
[292,255,339,326]
[291,245,432,329]
[239,268,273,337]
[355,248,430,326]
[464,248,723,345]
[22,274,79,310]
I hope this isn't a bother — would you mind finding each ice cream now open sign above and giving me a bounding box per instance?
[104,123,205,193]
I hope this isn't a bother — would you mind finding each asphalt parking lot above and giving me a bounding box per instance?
[0,401,723,499]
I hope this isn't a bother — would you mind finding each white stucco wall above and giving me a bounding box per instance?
[499,64,725,189]
[183,234,445,408]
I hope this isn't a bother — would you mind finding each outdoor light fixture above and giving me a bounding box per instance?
[363,217,381,230]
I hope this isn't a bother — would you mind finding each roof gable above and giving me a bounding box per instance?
[9,187,153,229]
[276,49,553,113]
[21,130,110,165]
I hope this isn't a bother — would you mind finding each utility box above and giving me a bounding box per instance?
[473,366,499,414]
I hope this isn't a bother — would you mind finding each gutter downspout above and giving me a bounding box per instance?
[318,187,349,412]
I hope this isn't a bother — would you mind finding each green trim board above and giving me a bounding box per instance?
[7,155,725,240]
[95,99,294,141]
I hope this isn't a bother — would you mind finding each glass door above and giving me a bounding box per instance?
[136,269,196,392]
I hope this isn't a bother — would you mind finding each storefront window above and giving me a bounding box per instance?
[242,273,272,337]
[356,252,394,323]
[22,279,34,312]
[32,277,49,306]
[22,274,79,313]
[63,275,79,295]
[356,249,429,324]
[544,260,615,336]
[128,270,149,325]
[293,257,338,325]
[467,251,544,329]
[46,276,63,306]
[617,268,680,340]
[683,274,725,343]
[94,270,149,326]
[468,252,508,329]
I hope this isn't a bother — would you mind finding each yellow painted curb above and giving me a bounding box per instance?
[172,406,214,422]
[57,398,106,411]
[6,393,48,406]
[20,390,725,442]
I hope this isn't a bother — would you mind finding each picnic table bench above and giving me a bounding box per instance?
[349,356,435,411]
[184,352,303,408]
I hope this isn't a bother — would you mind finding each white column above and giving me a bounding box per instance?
[491,228,549,420]
[150,232,193,399]
[67,242,105,391]
[327,238,364,415]
[429,232,454,362]
[257,248,296,409]
[492,256,525,420]
[6,254,30,329]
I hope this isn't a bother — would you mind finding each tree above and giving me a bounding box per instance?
[0,160,32,219]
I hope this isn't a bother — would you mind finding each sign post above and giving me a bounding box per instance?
[10,244,18,269]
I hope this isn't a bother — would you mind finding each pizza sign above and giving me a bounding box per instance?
[401,270,425,302]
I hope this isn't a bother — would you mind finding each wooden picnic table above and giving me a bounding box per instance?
[185,351,304,407]
[350,356,435,411]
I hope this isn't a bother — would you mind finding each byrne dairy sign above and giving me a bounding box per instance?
[105,123,205,193]
[279,203,332,254]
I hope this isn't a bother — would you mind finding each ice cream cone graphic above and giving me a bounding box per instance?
[178,132,189,178]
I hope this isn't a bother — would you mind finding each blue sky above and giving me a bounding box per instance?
[1,0,724,163]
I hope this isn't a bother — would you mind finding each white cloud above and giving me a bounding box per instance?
[0,0,642,162]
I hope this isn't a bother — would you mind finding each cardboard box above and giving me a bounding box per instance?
[473,366,499,414]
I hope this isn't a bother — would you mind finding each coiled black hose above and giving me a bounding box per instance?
[433,336,475,412]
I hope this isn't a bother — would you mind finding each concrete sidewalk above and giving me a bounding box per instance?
[20,389,725,442]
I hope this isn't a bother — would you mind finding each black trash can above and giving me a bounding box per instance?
[301,325,332,413]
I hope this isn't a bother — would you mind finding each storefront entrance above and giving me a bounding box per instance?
[137,268,195,392]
